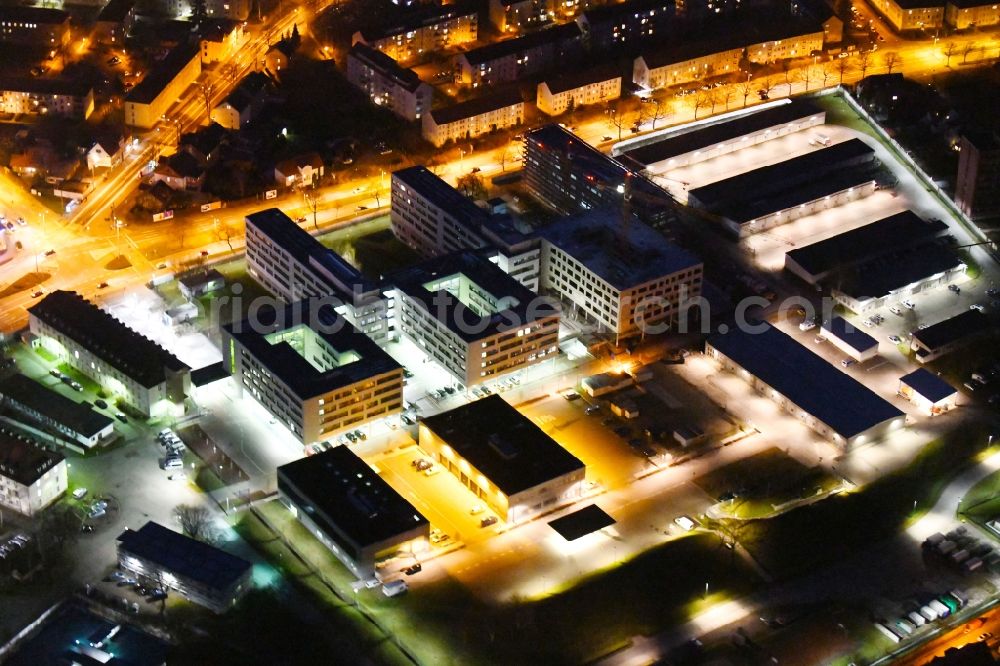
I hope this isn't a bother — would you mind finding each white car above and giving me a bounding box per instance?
[799,319,816,331]
[902,300,916,310]
[674,516,697,531]
[888,335,902,344]
[72,487,88,500]
[890,306,903,316]
[970,303,985,313]
[382,580,408,597]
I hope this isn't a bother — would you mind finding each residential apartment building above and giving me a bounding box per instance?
[745,21,825,63]
[633,40,743,90]
[945,0,1000,27]
[868,0,944,30]
[0,429,67,517]
[0,6,71,49]
[955,130,1000,220]
[245,208,389,344]
[0,374,115,450]
[575,0,676,51]
[388,251,560,387]
[28,291,191,417]
[390,165,541,290]
[125,45,201,128]
[422,88,524,147]
[536,66,622,116]
[278,446,429,579]
[198,18,247,63]
[94,0,136,44]
[489,0,556,33]
[153,0,251,21]
[454,23,582,88]
[117,522,253,613]
[352,3,478,63]
[522,124,675,228]
[211,71,272,129]
[539,210,702,339]
[221,301,404,444]
[0,78,95,119]
[419,395,585,524]
[347,43,433,121]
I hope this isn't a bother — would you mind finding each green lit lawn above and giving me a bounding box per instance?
[248,500,761,665]
[960,466,1000,537]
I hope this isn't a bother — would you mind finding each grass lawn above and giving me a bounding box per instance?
[251,500,761,665]
[960,466,1000,537]
[734,423,993,580]
[695,447,842,518]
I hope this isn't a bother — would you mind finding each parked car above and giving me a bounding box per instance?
[888,335,902,344]
[403,563,422,575]
[72,487,88,500]
[902,299,916,310]
[480,516,498,527]
[94,399,108,409]
[382,580,408,597]
[948,284,961,293]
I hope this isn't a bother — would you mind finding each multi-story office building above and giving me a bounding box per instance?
[0,78,95,119]
[419,395,585,524]
[388,251,560,387]
[0,6,71,49]
[390,165,541,290]
[245,208,389,344]
[522,124,675,228]
[945,0,1000,27]
[278,446,429,579]
[0,429,67,517]
[633,40,743,90]
[117,522,253,613]
[422,88,524,147]
[539,210,703,339]
[222,301,404,444]
[536,66,622,116]
[352,3,478,64]
[575,0,676,51]
[124,45,201,128]
[868,0,944,30]
[454,23,582,88]
[28,291,191,418]
[346,43,433,121]
[489,0,556,33]
[955,130,1000,220]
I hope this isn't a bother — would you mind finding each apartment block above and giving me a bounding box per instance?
[489,0,556,33]
[347,43,433,121]
[633,40,743,89]
[945,0,1000,27]
[388,251,560,387]
[955,130,1000,220]
[422,88,524,147]
[575,0,676,51]
[868,0,944,30]
[390,165,541,290]
[0,429,67,517]
[536,66,622,116]
[124,45,201,128]
[352,3,478,64]
[0,6,71,49]
[222,301,404,444]
[0,78,95,119]
[245,208,389,344]
[28,291,191,418]
[454,23,582,88]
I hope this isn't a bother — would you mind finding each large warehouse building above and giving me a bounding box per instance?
[278,446,429,579]
[419,395,586,523]
[686,138,878,237]
[784,211,947,285]
[706,322,905,448]
[539,210,703,339]
[389,251,560,387]
[221,301,404,444]
[618,100,825,174]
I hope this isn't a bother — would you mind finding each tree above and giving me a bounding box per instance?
[856,49,873,81]
[605,104,628,140]
[692,90,712,120]
[835,56,852,85]
[720,87,734,112]
[738,74,754,108]
[456,172,487,200]
[781,60,796,95]
[640,97,669,129]
[174,504,213,542]
[819,62,833,89]
[942,41,958,67]
[214,218,238,251]
[962,41,976,64]
[883,51,901,75]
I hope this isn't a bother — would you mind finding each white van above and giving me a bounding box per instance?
[164,458,184,471]
[382,580,408,597]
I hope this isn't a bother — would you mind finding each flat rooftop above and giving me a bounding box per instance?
[117,521,252,591]
[223,301,400,399]
[822,316,878,353]
[707,322,904,440]
[621,100,824,168]
[28,291,189,389]
[785,211,946,279]
[834,241,963,302]
[900,368,956,403]
[720,168,877,224]
[246,208,378,297]
[688,138,876,213]
[389,250,558,341]
[126,45,199,105]
[548,504,615,541]
[538,209,701,290]
[421,394,585,496]
[0,374,113,439]
[277,445,428,548]
[0,428,63,487]
[913,309,992,351]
